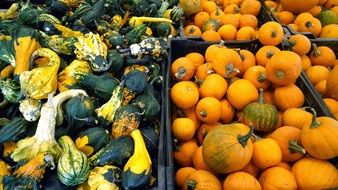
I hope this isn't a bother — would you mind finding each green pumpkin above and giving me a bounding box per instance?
[103,31,126,49]
[89,136,134,167]
[132,84,160,120]
[107,50,125,73]
[121,70,148,104]
[88,165,122,190]
[75,127,110,157]
[0,117,29,144]
[317,11,338,26]
[125,24,147,45]
[156,22,171,37]
[122,129,152,190]
[139,120,160,156]
[57,136,90,186]
[242,88,278,132]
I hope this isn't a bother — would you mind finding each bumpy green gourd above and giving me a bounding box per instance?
[57,136,90,186]
[0,117,29,144]
[75,127,110,157]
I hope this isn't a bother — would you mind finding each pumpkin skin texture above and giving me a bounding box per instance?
[274,84,305,111]
[202,123,253,174]
[287,34,311,56]
[258,22,284,46]
[223,171,262,190]
[205,42,227,63]
[243,66,270,90]
[326,65,338,101]
[175,167,197,187]
[193,146,212,172]
[174,139,199,167]
[268,126,305,162]
[281,0,319,14]
[183,170,222,190]
[220,99,235,124]
[242,89,279,132]
[301,108,338,159]
[240,162,261,178]
[259,166,298,190]
[212,48,243,78]
[291,157,338,190]
[298,17,322,37]
[172,118,196,142]
[305,65,330,85]
[266,51,302,86]
[282,108,313,129]
[171,57,196,81]
[199,74,228,99]
[197,122,222,145]
[196,97,222,124]
[252,138,282,169]
[195,63,214,81]
[227,79,259,110]
[255,46,281,67]
[310,45,336,67]
[171,81,199,109]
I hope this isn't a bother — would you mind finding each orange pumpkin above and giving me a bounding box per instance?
[195,63,214,81]
[223,172,262,190]
[183,170,222,190]
[274,84,305,111]
[221,14,240,28]
[301,55,312,70]
[277,11,295,25]
[183,106,201,131]
[301,107,338,159]
[218,24,237,40]
[277,161,291,170]
[294,13,314,25]
[212,48,243,78]
[287,34,311,56]
[192,146,212,172]
[172,118,196,141]
[326,65,338,100]
[174,139,199,166]
[171,81,199,109]
[288,23,299,32]
[258,21,284,46]
[202,0,218,14]
[195,97,222,123]
[307,5,322,16]
[171,57,196,81]
[240,0,262,16]
[194,11,210,28]
[268,126,305,162]
[185,52,205,69]
[175,167,197,187]
[240,162,261,178]
[210,8,226,23]
[292,157,338,189]
[220,98,235,124]
[280,0,319,14]
[239,14,259,28]
[202,30,222,42]
[306,65,330,85]
[236,26,257,41]
[255,45,281,67]
[239,49,256,74]
[227,79,259,110]
[315,80,327,97]
[252,137,282,169]
[282,108,313,129]
[319,24,338,38]
[310,45,336,67]
[202,123,253,174]
[199,73,228,99]
[298,17,322,37]
[205,41,227,63]
[323,98,338,114]
[197,122,222,145]
[266,51,302,86]
[243,66,270,90]
[224,4,241,14]
[184,25,202,37]
[259,166,298,190]
[265,0,278,9]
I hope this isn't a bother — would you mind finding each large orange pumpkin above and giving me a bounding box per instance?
[223,172,262,190]
[326,65,338,101]
[280,0,319,14]
[226,79,259,110]
[183,170,222,190]
[212,48,243,78]
[266,51,302,86]
[259,166,298,190]
[268,126,305,162]
[202,123,253,174]
[301,107,338,159]
[291,157,338,190]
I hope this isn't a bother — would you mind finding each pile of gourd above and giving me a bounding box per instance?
[0,0,181,189]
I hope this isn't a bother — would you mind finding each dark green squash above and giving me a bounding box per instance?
[50,1,68,19]
[2,176,39,190]
[75,127,110,157]
[17,6,43,27]
[242,88,279,132]
[121,70,148,104]
[156,22,171,37]
[125,24,147,45]
[96,20,111,34]
[139,120,160,156]
[81,0,105,28]
[122,129,152,190]
[107,50,125,73]
[132,83,160,120]
[103,31,126,49]
[89,136,134,167]
[111,104,142,138]
[79,74,120,102]
[41,168,71,190]
[68,2,92,24]
[0,117,30,144]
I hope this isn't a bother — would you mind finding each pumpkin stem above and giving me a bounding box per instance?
[225,64,240,77]
[288,140,306,154]
[271,31,277,38]
[275,70,285,79]
[217,40,225,47]
[305,21,313,28]
[304,106,321,129]
[258,88,265,104]
[187,179,197,190]
[199,109,207,117]
[266,50,274,59]
[257,73,267,83]
[312,44,321,57]
[252,132,261,141]
[238,126,253,147]
[175,67,187,79]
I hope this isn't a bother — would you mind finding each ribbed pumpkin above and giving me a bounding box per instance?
[242,88,278,132]
[57,136,90,186]
[280,0,319,14]
[202,123,253,174]
[326,65,338,101]
[301,108,338,159]
[183,170,222,190]
[292,157,338,190]
[259,166,298,190]
[223,172,262,190]
[212,48,243,78]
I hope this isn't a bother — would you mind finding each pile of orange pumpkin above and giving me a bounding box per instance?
[264,0,338,38]
[180,0,267,41]
[169,29,338,189]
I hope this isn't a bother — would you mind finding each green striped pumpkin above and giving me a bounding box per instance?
[242,88,278,132]
[57,136,90,186]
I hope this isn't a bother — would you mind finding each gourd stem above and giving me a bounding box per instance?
[303,106,321,129]
[257,73,267,83]
[238,126,253,147]
[271,31,277,38]
[266,50,274,59]
[217,40,225,47]
[199,110,207,117]
[252,133,261,141]
[258,88,265,104]
[226,64,240,77]
[175,67,187,79]
[305,21,313,28]
[288,140,306,154]
[312,44,321,57]
[187,179,197,190]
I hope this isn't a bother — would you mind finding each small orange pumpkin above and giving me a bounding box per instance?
[294,12,314,25]
[310,45,336,67]
[301,55,312,70]
[184,25,202,37]
[199,73,228,99]
[197,122,222,145]
[306,65,330,85]
[315,80,327,97]
[277,161,291,170]
[243,66,270,90]
[223,172,262,190]
[172,118,196,141]
[287,34,311,56]
[255,45,281,67]
[175,167,197,187]
[174,139,199,166]
[323,98,338,114]
[266,51,302,85]
[280,0,319,14]
[183,106,201,131]
[239,49,256,74]
[221,14,240,28]
[195,63,214,81]
[259,166,298,190]
[171,81,199,109]
[227,79,259,110]
[204,41,227,63]
[195,97,222,123]
[171,57,196,81]
[326,65,338,100]
[220,98,235,124]
[282,107,313,129]
[194,11,210,28]
[183,170,222,190]
[185,52,205,69]
[274,84,305,111]
[210,8,226,23]
[192,146,212,172]
[212,48,243,78]
[224,4,241,14]
[202,0,218,14]
[298,17,322,37]
[236,26,257,41]
[252,137,282,169]
[239,14,259,28]
[258,21,284,46]
[202,30,222,42]
[240,0,262,16]
[277,11,295,25]
[218,24,237,40]
[240,162,261,178]
[319,24,338,38]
